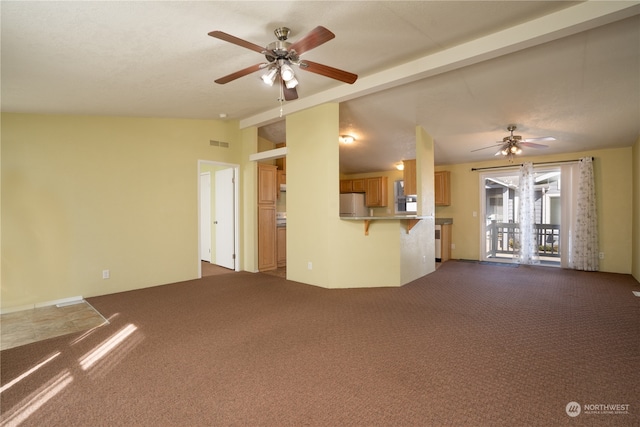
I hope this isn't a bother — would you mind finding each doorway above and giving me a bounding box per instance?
[479,167,562,266]
[198,161,240,277]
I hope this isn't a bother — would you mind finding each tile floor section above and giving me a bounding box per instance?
[0,301,108,351]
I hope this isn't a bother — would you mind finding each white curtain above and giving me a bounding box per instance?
[570,157,599,271]
[516,162,539,265]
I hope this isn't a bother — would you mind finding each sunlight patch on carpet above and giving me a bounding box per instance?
[0,301,109,350]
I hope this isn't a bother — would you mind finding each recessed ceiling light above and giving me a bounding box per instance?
[219,113,227,119]
[340,135,355,144]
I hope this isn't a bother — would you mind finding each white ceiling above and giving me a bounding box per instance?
[2,1,639,173]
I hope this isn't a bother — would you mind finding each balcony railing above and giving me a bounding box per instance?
[486,221,560,259]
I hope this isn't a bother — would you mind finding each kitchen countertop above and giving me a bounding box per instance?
[435,217,453,225]
[340,215,433,220]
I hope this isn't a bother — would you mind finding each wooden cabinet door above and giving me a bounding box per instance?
[352,178,366,193]
[277,227,286,267]
[435,171,451,206]
[277,170,286,187]
[365,176,388,207]
[258,205,277,271]
[258,164,278,204]
[440,224,451,262]
[340,179,353,193]
[258,163,277,271]
[403,159,417,196]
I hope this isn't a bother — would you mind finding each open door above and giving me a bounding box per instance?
[199,172,212,262]
[214,167,235,269]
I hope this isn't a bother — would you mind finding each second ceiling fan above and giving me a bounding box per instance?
[209,26,358,101]
[473,125,556,159]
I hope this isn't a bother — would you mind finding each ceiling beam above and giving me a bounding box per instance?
[240,0,640,129]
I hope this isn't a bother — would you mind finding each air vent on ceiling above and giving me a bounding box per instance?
[210,140,229,148]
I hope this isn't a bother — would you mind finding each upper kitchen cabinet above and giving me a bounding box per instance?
[365,176,388,207]
[435,171,451,206]
[258,163,278,204]
[339,178,366,193]
[402,159,417,196]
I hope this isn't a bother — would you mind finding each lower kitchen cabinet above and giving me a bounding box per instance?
[440,223,451,262]
[258,205,277,271]
[277,227,286,268]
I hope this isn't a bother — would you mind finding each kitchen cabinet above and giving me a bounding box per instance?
[258,163,277,271]
[352,178,365,192]
[340,178,365,193]
[275,143,286,196]
[275,143,286,170]
[277,170,286,187]
[435,171,451,206]
[258,205,277,270]
[340,179,353,193]
[341,176,387,206]
[365,176,388,207]
[440,223,451,262]
[277,227,286,268]
[403,159,417,196]
[258,164,278,204]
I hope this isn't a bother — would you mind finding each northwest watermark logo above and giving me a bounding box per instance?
[566,401,630,417]
[566,402,581,417]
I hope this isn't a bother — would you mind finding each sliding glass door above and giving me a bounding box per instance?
[479,167,562,266]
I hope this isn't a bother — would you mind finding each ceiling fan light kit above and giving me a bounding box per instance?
[209,26,358,104]
[261,67,278,86]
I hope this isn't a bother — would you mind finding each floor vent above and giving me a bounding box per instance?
[210,140,229,148]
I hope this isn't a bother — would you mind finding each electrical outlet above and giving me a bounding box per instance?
[102,269,110,279]
[422,255,426,263]
[451,243,455,250]
[473,211,477,217]
[307,262,312,270]
[599,252,605,259]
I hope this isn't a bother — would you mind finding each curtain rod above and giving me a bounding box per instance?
[470,157,594,172]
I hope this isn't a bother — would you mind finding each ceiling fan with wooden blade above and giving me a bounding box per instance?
[471,125,555,158]
[208,26,357,99]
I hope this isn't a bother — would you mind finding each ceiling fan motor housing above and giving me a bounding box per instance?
[274,27,290,41]
[265,40,300,64]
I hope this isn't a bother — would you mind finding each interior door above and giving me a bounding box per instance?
[215,168,235,269]
[199,172,212,262]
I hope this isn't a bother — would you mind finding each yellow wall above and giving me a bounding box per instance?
[240,127,259,273]
[1,113,247,310]
[285,105,433,288]
[435,147,634,274]
[3,111,636,310]
[632,136,640,281]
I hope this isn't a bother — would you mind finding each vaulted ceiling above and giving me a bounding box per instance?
[2,1,639,173]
